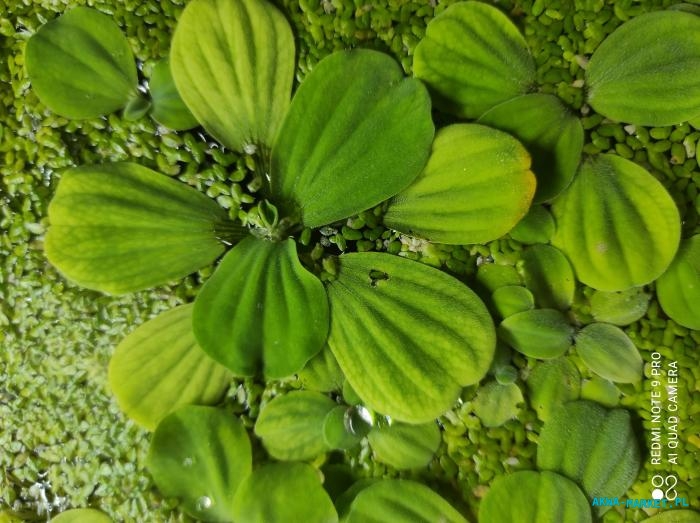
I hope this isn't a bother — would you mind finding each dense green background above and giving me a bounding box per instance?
[1,0,698,521]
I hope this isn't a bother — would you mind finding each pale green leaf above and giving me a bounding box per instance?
[323,406,370,451]
[25,7,137,119]
[575,323,643,384]
[147,406,252,522]
[149,58,198,130]
[479,94,583,202]
[344,480,467,523]
[367,421,441,470]
[537,401,641,505]
[509,205,555,244]
[193,237,328,379]
[254,391,336,461]
[232,463,338,523]
[657,235,700,329]
[472,381,524,427]
[384,124,536,244]
[170,0,294,152]
[479,470,592,523]
[552,154,681,291]
[50,509,112,523]
[326,252,495,423]
[413,1,536,119]
[270,49,433,228]
[45,162,231,294]
[580,378,621,408]
[586,10,700,126]
[518,244,576,310]
[109,304,231,431]
[499,309,574,359]
[491,285,534,319]
[589,287,651,326]
[526,358,581,421]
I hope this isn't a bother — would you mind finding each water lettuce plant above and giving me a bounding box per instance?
[18,0,700,520]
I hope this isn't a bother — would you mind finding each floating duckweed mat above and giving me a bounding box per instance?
[1,0,699,522]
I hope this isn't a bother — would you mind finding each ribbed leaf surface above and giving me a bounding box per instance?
[147,406,252,522]
[657,235,700,329]
[193,237,328,379]
[326,252,495,423]
[575,323,642,384]
[109,305,231,431]
[586,11,700,126]
[384,124,535,245]
[271,49,433,228]
[537,401,641,505]
[254,391,336,461]
[45,162,229,294]
[413,1,536,119]
[552,154,680,291]
[479,94,583,202]
[25,7,137,119]
[479,471,592,523]
[170,0,294,152]
[367,422,441,470]
[345,480,466,523]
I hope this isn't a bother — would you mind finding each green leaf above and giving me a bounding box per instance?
[413,1,536,119]
[367,421,441,470]
[270,49,433,228]
[50,509,112,523]
[499,309,574,359]
[586,10,700,126]
[472,381,524,428]
[536,401,641,505]
[344,480,467,523]
[193,237,328,379]
[384,124,536,245]
[147,406,252,522]
[575,323,643,384]
[643,510,700,522]
[25,7,137,119]
[326,252,495,423]
[323,406,371,451]
[254,391,336,461]
[476,263,522,293]
[657,234,700,329]
[149,58,199,131]
[509,205,555,244]
[491,285,534,319]
[580,377,621,408]
[479,94,583,203]
[552,154,681,291]
[518,244,576,310]
[232,462,338,523]
[45,162,231,294]
[478,470,592,523]
[170,0,294,152]
[108,304,231,431]
[526,358,581,421]
[589,287,651,326]
[297,347,345,392]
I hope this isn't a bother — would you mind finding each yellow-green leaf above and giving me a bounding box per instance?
[657,234,700,329]
[499,309,574,359]
[50,509,112,523]
[367,422,441,470]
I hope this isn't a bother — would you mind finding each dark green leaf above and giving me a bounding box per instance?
[526,358,581,421]
[657,234,700,329]
[326,252,495,423]
[149,58,199,130]
[45,162,231,294]
[367,421,441,470]
[271,49,433,228]
[25,7,137,119]
[552,154,680,291]
[537,401,641,506]
[108,304,231,431]
[479,94,583,202]
[413,1,536,119]
[384,124,536,244]
[344,480,467,523]
[472,381,524,427]
[586,11,700,125]
[575,323,643,384]
[479,470,592,523]
[499,309,574,359]
[232,463,338,523]
[518,244,576,310]
[147,406,252,522]
[170,0,294,151]
[254,391,336,461]
[193,237,328,379]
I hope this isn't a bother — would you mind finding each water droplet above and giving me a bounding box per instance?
[196,496,212,511]
[182,457,194,467]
